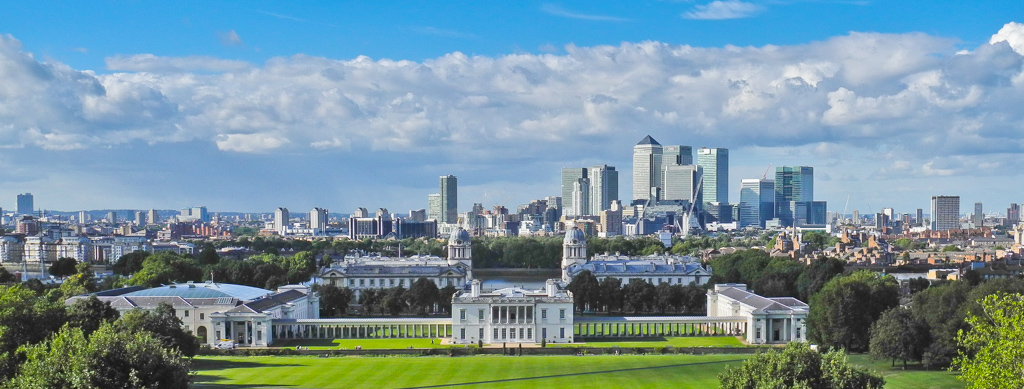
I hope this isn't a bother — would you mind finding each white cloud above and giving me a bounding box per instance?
[105,54,252,73]
[310,137,351,150]
[220,30,244,47]
[540,4,631,22]
[990,21,1024,55]
[683,1,765,20]
[216,133,290,152]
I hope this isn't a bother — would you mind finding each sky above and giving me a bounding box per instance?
[1,1,1024,217]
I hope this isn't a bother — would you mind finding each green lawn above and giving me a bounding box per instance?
[192,353,963,389]
[562,336,746,348]
[273,338,451,350]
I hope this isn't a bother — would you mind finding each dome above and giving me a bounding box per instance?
[123,282,272,301]
[449,228,471,245]
[564,227,586,245]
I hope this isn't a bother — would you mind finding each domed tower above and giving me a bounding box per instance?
[448,228,473,278]
[562,227,588,282]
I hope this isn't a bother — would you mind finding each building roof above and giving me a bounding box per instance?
[122,282,272,301]
[568,261,709,277]
[636,135,661,146]
[322,264,467,277]
[717,286,808,314]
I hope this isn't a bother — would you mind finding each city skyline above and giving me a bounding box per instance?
[1,4,1023,214]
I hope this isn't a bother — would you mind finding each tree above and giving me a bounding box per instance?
[0,267,16,284]
[808,270,899,351]
[48,257,78,279]
[567,270,600,312]
[380,287,407,316]
[198,243,220,266]
[907,277,930,294]
[6,323,190,389]
[796,256,845,301]
[598,277,623,313]
[954,293,1024,389]
[115,303,199,357]
[438,285,458,313]
[112,251,150,276]
[719,342,884,389]
[622,279,655,313]
[316,284,354,317]
[67,296,120,337]
[0,285,69,380]
[869,307,930,368]
[405,278,440,315]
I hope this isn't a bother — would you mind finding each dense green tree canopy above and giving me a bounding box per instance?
[869,307,931,368]
[719,342,884,389]
[954,293,1024,389]
[808,270,899,351]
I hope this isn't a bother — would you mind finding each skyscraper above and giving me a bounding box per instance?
[135,211,146,225]
[739,179,774,228]
[440,175,458,223]
[588,165,618,214]
[1008,203,1020,225]
[561,168,588,216]
[274,207,289,235]
[916,208,924,227]
[930,196,960,231]
[973,202,984,226]
[662,164,702,204]
[775,166,814,226]
[148,209,159,225]
[427,194,441,221]
[662,145,693,166]
[696,148,729,204]
[571,178,590,217]
[78,211,88,224]
[16,193,33,215]
[310,207,328,236]
[632,135,663,201]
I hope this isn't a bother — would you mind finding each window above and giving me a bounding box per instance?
[478,309,484,320]
[519,328,524,339]
[559,309,566,320]
[200,313,204,320]
[502,329,507,339]
[460,328,466,339]
[756,329,761,339]
[541,309,548,319]
[494,328,499,339]
[511,330,516,339]
[359,279,365,286]
[349,279,355,286]
[542,328,547,339]
[479,328,484,339]
[527,328,532,339]
[459,309,466,321]
[257,331,262,341]
[492,307,500,320]
[389,279,394,286]
[526,307,533,321]
[370,279,375,286]
[560,328,565,338]
[678,278,682,284]
[184,310,189,317]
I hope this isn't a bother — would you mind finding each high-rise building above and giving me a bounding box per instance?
[107,211,118,224]
[930,196,960,231]
[1008,203,1020,225]
[409,209,427,222]
[274,207,289,235]
[353,207,369,219]
[427,194,441,221]
[973,202,984,226]
[696,148,729,204]
[588,165,618,214]
[775,166,814,227]
[148,209,159,225]
[916,208,924,227]
[135,211,146,225]
[600,200,623,236]
[561,168,588,216]
[440,175,458,223]
[739,179,774,228]
[16,193,33,215]
[632,135,663,201]
[310,207,328,236]
[662,165,702,204]
[179,206,210,223]
[78,211,88,224]
[852,210,860,224]
[662,145,693,166]
[571,178,590,217]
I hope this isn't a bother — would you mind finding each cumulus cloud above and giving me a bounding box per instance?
[990,21,1024,55]
[105,54,252,72]
[216,133,290,152]
[683,1,765,20]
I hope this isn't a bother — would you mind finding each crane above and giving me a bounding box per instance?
[761,163,773,180]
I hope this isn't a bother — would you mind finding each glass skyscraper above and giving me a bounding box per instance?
[696,148,728,204]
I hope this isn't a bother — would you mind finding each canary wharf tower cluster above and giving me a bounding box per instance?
[560,135,825,238]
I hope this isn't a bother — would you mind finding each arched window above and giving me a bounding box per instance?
[196,326,208,344]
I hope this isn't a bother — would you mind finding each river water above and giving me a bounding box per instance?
[478,276,553,291]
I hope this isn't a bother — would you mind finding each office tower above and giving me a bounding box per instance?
[561,168,588,216]
[409,209,427,222]
[78,211,87,224]
[274,207,289,234]
[179,206,210,222]
[471,203,485,215]
[571,178,590,217]
[696,148,729,204]
[545,196,562,211]
[310,207,328,235]
[147,209,158,224]
[852,210,860,224]
[353,207,369,219]
[662,165,703,203]
[16,193,33,215]
[632,135,663,201]
[427,194,441,221]
[916,208,924,227]
[775,166,814,227]
[973,202,983,226]
[662,145,693,166]
[739,178,774,228]
[588,165,618,214]
[930,196,960,231]
[106,211,117,224]
[875,213,889,229]
[1008,203,1020,224]
[808,201,827,225]
[440,175,457,223]
[600,200,624,236]
[135,211,146,225]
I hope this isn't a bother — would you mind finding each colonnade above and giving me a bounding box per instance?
[272,320,452,340]
[573,317,746,338]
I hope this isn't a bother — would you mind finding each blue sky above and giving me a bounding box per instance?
[1,1,1023,216]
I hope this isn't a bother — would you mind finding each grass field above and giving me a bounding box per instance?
[192,353,963,389]
[563,336,746,348]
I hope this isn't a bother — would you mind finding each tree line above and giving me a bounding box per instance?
[314,278,459,318]
[566,271,707,315]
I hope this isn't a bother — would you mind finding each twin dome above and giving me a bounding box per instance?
[563,227,586,245]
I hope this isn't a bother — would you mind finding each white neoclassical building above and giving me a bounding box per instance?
[561,227,712,286]
[706,283,808,344]
[451,279,574,345]
[319,228,473,300]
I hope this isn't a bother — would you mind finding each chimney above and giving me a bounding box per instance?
[471,279,481,297]
[546,279,557,297]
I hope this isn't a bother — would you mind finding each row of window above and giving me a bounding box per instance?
[459,307,566,322]
[178,310,204,320]
[341,277,462,288]
[595,276,703,285]
[458,327,567,340]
